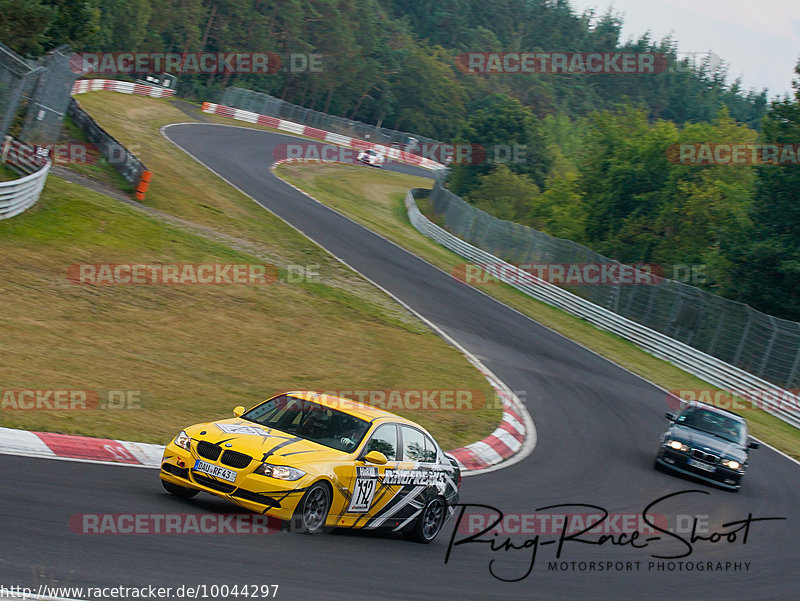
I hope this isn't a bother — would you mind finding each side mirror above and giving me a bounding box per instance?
[363,450,388,465]
[748,440,760,449]
[233,405,246,417]
[665,412,676,421]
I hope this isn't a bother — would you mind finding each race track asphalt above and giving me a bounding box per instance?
[2,123,797,601]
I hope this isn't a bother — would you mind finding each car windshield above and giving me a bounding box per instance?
[242,395,371,453]
[676,409,746,444]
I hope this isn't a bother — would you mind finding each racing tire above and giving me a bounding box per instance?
[405,496,446,543]
[293,482,331,534]
[161,479,199,499]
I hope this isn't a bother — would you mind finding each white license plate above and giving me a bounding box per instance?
[194,460,237,482]
[687,458,716,473]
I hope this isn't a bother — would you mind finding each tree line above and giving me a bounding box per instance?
[1,0,796,319]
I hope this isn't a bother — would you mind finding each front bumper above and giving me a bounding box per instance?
[160,442,307,520]
[656,448,744,490]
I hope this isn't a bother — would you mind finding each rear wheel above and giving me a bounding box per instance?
[294,482,331,534]
[161,479,199,499]
[406,496,446,543]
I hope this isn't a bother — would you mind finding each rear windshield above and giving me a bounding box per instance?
[243,395,371,452]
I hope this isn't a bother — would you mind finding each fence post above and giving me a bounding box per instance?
[733,309,754,367]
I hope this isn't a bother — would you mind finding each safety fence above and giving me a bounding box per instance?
[219,87,439,155]
[407,188,800,429]
[71,78,176,98]
[0,136,50,219]
[201,102,444,170]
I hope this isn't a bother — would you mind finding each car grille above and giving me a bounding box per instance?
[192,473,236,493]
[221,450,252,469]
[691,449,719,464]
[197,441,222,460]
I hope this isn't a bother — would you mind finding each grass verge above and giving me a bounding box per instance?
[0,97,502,449]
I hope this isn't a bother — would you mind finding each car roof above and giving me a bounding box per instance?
[683,400,747,422]
[280,391,417,425]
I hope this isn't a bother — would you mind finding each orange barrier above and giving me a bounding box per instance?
[135,170,152,201]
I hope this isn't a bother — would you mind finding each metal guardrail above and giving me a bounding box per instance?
[71,78,177,97]
[0,137,50,219]
[405,188,800,429]
[220,87,440,156]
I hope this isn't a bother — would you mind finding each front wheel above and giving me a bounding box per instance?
[161,479,199,499]
[294,482,331,534]
[406,496,446,543]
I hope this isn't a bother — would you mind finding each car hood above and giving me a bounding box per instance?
[668,425,748,461]
[186,418,344,465]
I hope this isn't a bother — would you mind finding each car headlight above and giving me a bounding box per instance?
[666,439,689,452]
[174,430,191,451]
[722,459,741,470]
[254,463,306,481]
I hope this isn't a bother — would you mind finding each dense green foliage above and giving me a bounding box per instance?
[2,0,797,319]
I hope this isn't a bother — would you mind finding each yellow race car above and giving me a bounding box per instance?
[160,391,461,542]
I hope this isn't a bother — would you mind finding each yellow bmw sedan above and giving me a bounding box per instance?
[159,391,461,542]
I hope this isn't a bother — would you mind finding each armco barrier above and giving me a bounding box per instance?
[0,137,51,219]
[68,79,172,200]
[207,97,800,427]
[405,189,800,430]
[71,79,176,98]
[67,98,149,194]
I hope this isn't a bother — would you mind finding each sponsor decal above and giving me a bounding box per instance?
[216,423,268,436]
[382,469,445,486]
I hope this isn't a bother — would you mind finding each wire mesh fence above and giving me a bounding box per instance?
[219,87,441,155]
[0,42,42,142]
[19,46,82,146]
[430,181,800,390]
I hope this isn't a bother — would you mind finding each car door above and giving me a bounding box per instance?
[337,422,401,528]
[358,425,446,531]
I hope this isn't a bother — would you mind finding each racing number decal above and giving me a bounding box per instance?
[348,466,378,513]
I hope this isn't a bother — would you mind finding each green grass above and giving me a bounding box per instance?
[0,164,18,182]
[275,162,800,461]
[58,114,135,193]
[0,95,503,450]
